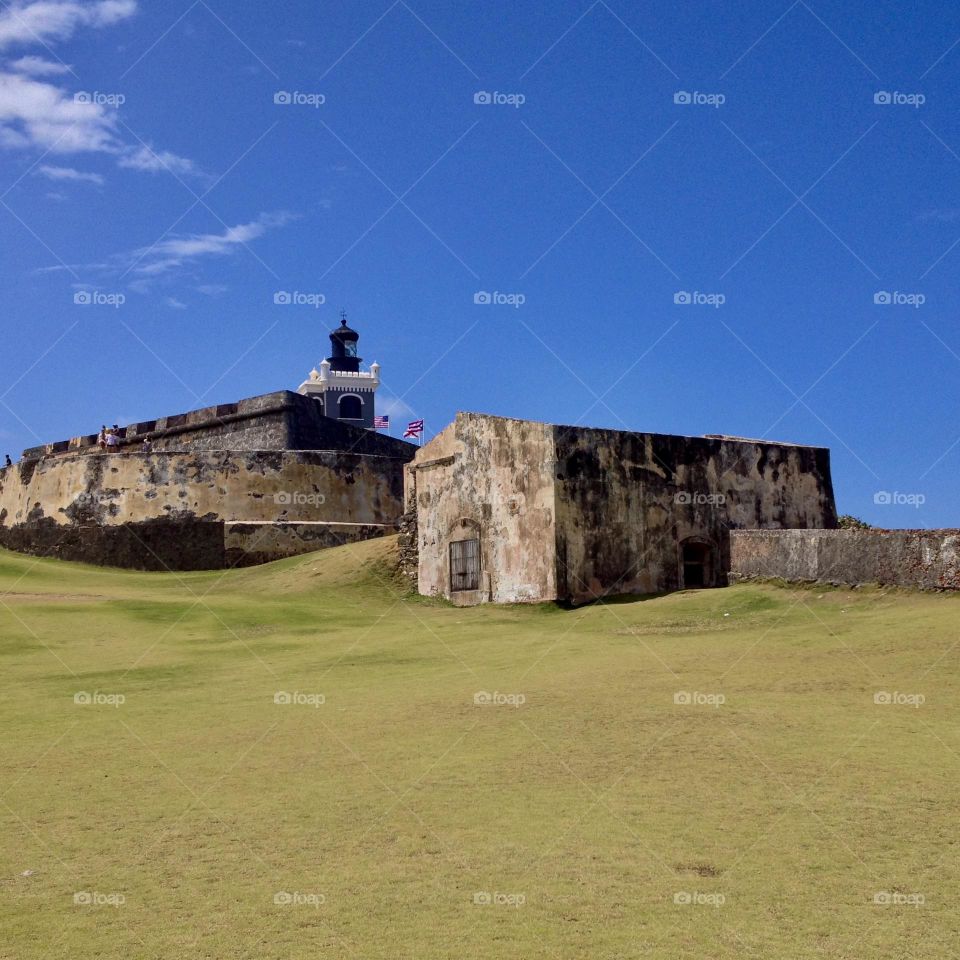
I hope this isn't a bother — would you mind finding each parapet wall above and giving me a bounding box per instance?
[730,529,960,591]
[20,390,415,460]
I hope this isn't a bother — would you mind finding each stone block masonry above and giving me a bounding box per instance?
[0,517,226,570]
[730,529,960,591]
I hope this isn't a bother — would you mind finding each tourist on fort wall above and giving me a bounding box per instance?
[97,425,107,450]
[141,438,152,454]
[105,429,120,452]
[4,454,11,467]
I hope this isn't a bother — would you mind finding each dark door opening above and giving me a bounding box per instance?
[681,541,710,588]
[450,538,480,592]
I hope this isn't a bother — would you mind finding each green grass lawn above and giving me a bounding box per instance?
[1,537,959,958]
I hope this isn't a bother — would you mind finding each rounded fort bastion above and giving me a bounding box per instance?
[0,449,407,570]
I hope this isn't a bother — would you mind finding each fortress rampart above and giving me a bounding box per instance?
[2,419,413,570]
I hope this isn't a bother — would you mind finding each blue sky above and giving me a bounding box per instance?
[0,0,958,526]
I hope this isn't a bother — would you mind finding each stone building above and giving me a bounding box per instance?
[405,413,837,605]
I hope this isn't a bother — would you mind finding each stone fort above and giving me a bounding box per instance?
[1,318,958,598]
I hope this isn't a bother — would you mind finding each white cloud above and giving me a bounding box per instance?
[117,144,197,176]
[36,212,294,292]
[379,395,414,419]
[0,2,200,178]
[36,163,103,183]
[0,1,136,49]
[0,70,116,152]
[164,296,186,309]
[132,256,180,276]
[8,54,71,75]
[35,260,108,272]
[130,212,295,274]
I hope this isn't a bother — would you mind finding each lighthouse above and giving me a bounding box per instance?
[297,313,380,429]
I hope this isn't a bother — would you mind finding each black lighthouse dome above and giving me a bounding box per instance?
[327,314,361,372]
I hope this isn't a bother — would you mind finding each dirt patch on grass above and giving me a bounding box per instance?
[675,862,723,877]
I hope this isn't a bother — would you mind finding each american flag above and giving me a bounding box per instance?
[403,419,424,440]
[374,415,389,430]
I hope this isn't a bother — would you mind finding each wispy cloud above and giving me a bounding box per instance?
[164,296,186,309]
[8,54,72,75]
[129,211,296,276]
[0,0,136,49]
[36,211,296,294]
[36,163,103,184]
[116,144,198,176]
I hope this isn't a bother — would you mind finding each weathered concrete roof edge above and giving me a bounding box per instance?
[447,410,830,451]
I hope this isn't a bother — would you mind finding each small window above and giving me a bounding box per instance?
[450,538,480,591]
[338,395,362,419]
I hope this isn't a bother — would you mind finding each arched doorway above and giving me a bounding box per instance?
[446,517,483,598]
[680,538,716,589]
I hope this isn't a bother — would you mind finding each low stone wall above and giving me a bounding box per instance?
[730,529,960,591]
[0,518,396,571]
[224,521,393,567]
[0,518,226,570]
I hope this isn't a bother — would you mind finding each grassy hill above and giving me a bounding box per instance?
[1,537,958,958]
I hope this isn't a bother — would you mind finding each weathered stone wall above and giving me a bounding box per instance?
[0,450,406,528]
[730,529,960,591]
[0,517,225,570]
[0,448,407,569]
[554,427,837,603]
[409,414,558,604]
